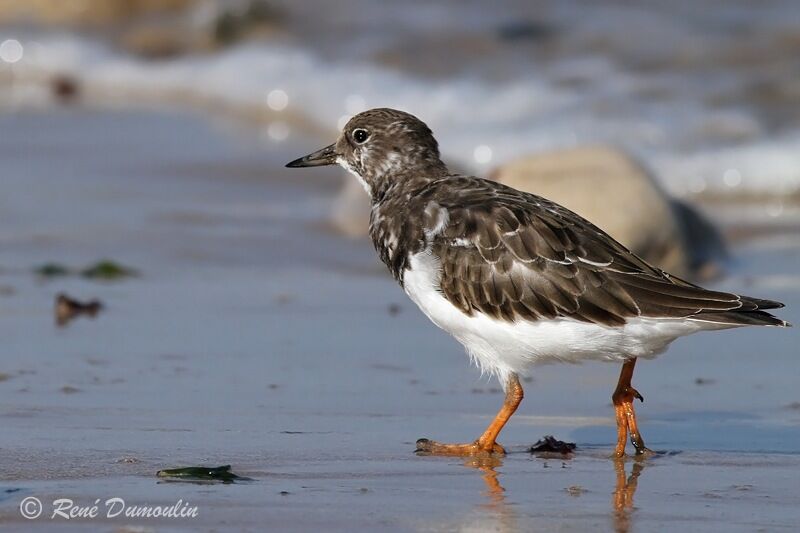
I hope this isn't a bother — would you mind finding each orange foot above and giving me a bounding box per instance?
[415,438,505,457]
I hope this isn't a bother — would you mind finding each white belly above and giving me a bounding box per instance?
[403,250,715,384]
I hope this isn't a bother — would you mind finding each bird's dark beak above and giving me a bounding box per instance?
[285,143,337,168]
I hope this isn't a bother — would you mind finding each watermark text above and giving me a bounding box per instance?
[20,496,198,520]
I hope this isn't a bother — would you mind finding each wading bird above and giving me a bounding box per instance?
[287,108,789,457]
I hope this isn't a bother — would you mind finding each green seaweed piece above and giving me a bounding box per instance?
[80,260,137,280]
[156,465,248,483]
[34,263,71,277]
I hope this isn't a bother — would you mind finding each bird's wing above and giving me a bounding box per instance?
[423,176,781,326]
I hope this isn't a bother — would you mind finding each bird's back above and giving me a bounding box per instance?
[378,174,788,329]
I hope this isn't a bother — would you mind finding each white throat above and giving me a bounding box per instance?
[337,157,372,197]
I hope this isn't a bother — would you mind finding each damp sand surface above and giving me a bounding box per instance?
[0,109,799,531]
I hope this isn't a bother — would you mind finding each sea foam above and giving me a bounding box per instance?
[3,32,799,200]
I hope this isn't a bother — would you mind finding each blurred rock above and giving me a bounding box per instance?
[0,0,196,27]
[492,146,725,279]
[330,145,725,279]
[51,75,80,103]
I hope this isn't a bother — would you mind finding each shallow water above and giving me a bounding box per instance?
[0,109,798,530]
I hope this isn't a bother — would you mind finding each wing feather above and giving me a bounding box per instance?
[421,176,785,327]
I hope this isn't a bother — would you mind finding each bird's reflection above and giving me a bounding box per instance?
[462,455,518,532]
[463,455,505,502]
[612,458,645,533]
[457,453,647,533]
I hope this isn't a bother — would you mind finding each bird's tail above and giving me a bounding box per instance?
[692,296,790,327]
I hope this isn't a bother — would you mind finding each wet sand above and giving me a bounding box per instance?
[0,108,799,531]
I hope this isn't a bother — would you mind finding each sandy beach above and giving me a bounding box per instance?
[0,107,797,530]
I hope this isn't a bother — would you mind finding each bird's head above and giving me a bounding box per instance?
[286,108,447,197]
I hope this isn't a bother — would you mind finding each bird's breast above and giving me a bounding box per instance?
[369,204,427,284]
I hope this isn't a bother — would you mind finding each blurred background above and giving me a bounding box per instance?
[2,0,800,238]
[1,1,799,531]
[2,1,800,275]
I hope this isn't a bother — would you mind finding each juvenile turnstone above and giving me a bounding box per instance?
[287,108,789,457]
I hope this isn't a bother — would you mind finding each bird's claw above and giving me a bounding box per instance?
[631,387,644,403]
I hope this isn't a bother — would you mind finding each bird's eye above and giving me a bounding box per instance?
[353,128,370,144]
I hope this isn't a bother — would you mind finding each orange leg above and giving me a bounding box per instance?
[612,359,652,458]
[416,374,524,456]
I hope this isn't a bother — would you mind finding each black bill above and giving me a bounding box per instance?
[285,143,337,168]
